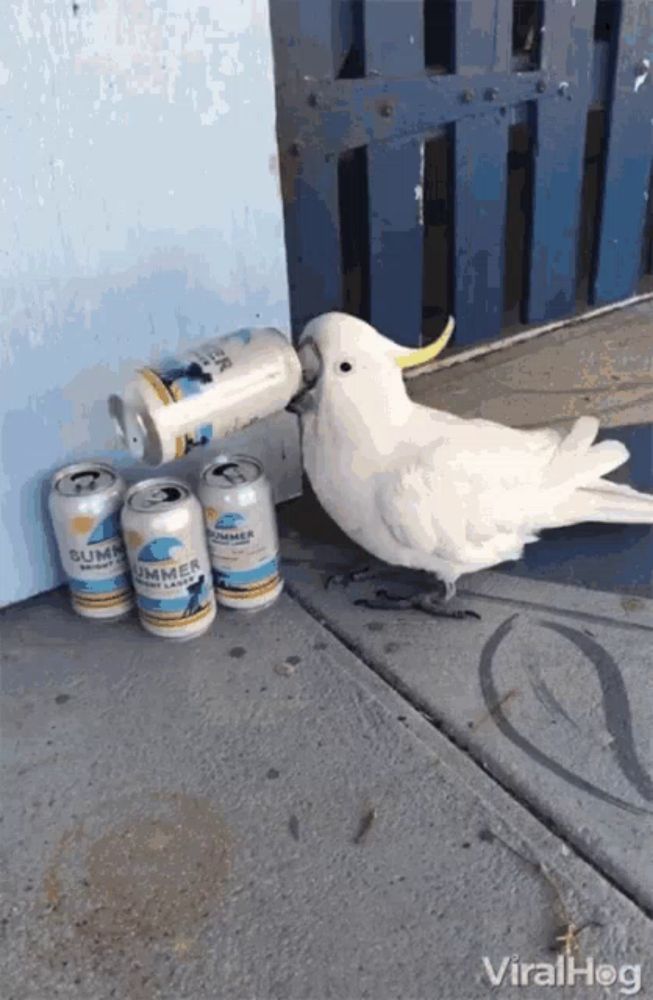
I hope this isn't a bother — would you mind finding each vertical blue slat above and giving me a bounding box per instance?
[527,0,597,322]
[275,0,340,335]
[368,139,424,345]
[269,1,334,80]
[453,0,511,345]
[454,0,512,75]
[285,149,343,334]
[365,0,424,77]
[365,0,425,345]
[297,0,335,78]
[593,1,653,304]
[453,117,509,344]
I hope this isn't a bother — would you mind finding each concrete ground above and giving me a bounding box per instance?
[2,301,652,999]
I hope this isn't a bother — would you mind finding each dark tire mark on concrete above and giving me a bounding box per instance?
[479,614,652,816]
[526,664,578,729]
[539,620,653,803]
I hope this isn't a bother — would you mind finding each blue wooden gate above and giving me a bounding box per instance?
[270,0,653,348]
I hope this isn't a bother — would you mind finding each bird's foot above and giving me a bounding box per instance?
[412,591,481,621]
[325,565,376,590]
[355,588,481,621]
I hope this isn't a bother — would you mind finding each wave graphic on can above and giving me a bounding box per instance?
[49,463,133,621]
[214,558,281,602]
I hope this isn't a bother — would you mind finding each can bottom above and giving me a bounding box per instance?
[70,597,134,621]
[216,579,284,612]
[137,604,217,641]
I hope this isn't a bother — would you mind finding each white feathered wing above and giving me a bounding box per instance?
[375,413,653,582]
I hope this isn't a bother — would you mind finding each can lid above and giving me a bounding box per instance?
[107,394,163,465]
[108,395,127,446]
[201,455,263,488]
[53,463,118,497]
[126,478,191,513]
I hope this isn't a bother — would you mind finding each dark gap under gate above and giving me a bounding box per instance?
[577,108,608,308]
[422,132,452,344]
[503,115,534,331]
[339,145,370,321]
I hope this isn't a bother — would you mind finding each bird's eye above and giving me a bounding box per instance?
[339,361,352,373]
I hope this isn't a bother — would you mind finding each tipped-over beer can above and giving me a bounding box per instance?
[122,478,216,640]
[199,455,283,610]
[49,462,133,619]
[109,328,302,466]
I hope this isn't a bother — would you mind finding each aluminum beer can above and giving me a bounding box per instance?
[122,478,216,640]
[108,328,302,466]
[48,462,133,619]
[199,456,283,610]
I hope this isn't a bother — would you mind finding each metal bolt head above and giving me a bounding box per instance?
[484,87,499,102]
[558,81,570,95]
[461,89,475,104]
[536,79,547,93]
[634,58,650,76]
[378,101,394,118]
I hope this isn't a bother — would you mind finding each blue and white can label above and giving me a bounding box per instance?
[122,479,216,639]
[49,464,134,620]
[199,457,283,611]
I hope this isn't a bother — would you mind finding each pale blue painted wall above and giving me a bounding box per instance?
[0,0,293,606]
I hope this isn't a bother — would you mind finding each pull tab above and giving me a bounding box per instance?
[213,462,247,485]
[71,470,101,492]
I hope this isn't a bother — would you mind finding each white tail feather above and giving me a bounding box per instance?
[576,482,653,524]
[546,417,629,490]
[544,417,653,526]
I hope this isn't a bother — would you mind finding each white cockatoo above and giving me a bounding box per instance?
[290,312,653,619]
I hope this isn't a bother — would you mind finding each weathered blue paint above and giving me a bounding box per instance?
[1,0,292,606]
[368,139,424,345]
[453,115,509,345]
[527,0,598,323]
[272,0,652,347]
[365,0,424,346]
[453,0,510,345]
[296,0,335,79]
[270,0,334,80]
[593,1,653,304]
[453,0,512,75]
[284,150,343,332]
[365,0,424,78]
[280,70,556,154]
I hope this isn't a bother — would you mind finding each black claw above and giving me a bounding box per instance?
[354,597,411,611]
[326,565,374,591]
[353,588,481,622]
[375,588,406,601]
[350,566,372,582]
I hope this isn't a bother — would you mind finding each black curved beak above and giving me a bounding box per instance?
[287,338,321,414]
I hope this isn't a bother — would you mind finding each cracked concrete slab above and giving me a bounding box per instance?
[1,588,652,999]
[280,503,653,917]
